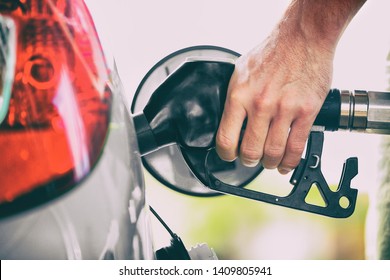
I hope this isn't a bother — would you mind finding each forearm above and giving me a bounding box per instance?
[279,0,366,54]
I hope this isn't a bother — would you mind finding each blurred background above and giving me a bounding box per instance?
[85,0,390,259]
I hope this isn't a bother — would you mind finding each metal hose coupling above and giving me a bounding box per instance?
[339,90,390,134]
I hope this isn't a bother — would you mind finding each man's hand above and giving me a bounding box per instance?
[216,0,366,174]
[216,33,332,174]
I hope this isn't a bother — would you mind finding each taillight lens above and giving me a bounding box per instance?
[0,0,112,217]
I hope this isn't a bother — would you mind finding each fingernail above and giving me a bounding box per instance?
[278,167,292,175]
[218,155,237,162]
[242,159,260,168]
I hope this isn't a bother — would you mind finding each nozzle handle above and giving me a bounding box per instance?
[314,88,341,131]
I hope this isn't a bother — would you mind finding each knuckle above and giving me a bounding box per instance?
[297,98,319,117]
[297,105,313,117]
[253,96,272,113]
[226,87,246,107]
[279,149,303,170]
[227,90,241,104]
[287,143,305,158]
[278,97,295,113]
[264,143,285,159]
[240,146,261,162]
[263,145,284,168]
[216,133,237,161]
[216,132,234,151]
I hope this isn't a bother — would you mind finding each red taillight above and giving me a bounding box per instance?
[0,0,112,215]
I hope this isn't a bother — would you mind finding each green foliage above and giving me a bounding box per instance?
[375,50,390,259]
[183,183,368,259]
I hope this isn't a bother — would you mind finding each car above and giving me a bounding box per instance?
[0,0,154,260]
[0,0,227,260]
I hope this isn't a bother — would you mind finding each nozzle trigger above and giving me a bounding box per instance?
[203,131,358,218]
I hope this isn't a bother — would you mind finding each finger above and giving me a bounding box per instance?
[278,119,312,174]
[239,109,271,167]
[262,118,291,169]
[216,95,247,162]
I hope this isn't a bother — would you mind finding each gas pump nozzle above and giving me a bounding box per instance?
[133,53,390,218]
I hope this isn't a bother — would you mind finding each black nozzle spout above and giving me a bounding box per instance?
[133,112,159,155]
[134,59,235,155]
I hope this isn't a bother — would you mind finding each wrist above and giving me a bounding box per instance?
[279,0,366,55]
